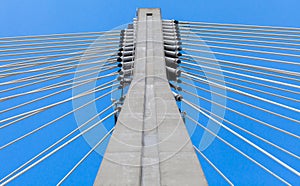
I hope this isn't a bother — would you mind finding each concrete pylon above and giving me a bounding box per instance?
[94,8,207,186]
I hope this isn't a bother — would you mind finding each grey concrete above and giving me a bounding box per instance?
[94,8,207,186]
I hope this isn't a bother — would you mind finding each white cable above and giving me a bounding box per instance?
[181,59,300,86]
[183,99,300,177]
[184,89,300,159]
[181,65,300,103]
[183,41,300,59]
[179,26,300,42]
[184,47,300,66]
[0,50,116,78]
[184,54,300,78]
[185,115,290,185]
[0,44,117,58]
[180,30,300,47]
[179,21,300,32]
[0,96,116,184]
[56,127,115,185]
[0,52,116,86]
[0,39,119,53]
[0,66,116,102]
[180,24,300,39]
[180,60,300,90]
[181,36,300,53]
[193,146,234,185]
[0,72,117,115]
[0,83,118,150]
[0,82,118,125]
[1,111,117,185]
[0,30,121,42]
[182,72,300,113]
[182,58,300,96]
[181,79,300,137]
[0,60,117,93]
[0,44,114,63]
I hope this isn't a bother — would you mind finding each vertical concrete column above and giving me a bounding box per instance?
[94,8,207,186]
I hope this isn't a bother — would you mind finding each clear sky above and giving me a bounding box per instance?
[0,0,300,185]
[0,0,300,37]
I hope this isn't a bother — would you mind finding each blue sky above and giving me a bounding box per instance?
[1,0,300,37]
[0,0,300,185]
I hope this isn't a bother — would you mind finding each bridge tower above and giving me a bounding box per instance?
[94,8,207,185]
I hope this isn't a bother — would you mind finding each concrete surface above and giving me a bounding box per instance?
[94,8,207,186]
